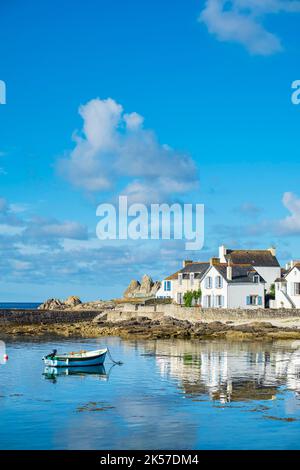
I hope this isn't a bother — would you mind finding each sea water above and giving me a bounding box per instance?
[0,337,300,450]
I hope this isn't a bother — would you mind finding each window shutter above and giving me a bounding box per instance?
[246,296,250,305]
[221,296,224,307]
[258,296,262,306]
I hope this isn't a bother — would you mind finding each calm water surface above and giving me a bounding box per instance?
[1,337,300,449]
[0,303,41,309]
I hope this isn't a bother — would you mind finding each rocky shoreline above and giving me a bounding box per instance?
[2,314,300,341]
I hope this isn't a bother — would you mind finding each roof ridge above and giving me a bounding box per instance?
[229,249,273,253]
[213,263,255,267]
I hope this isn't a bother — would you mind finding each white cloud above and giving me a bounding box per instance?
[278,192,300,235]
[58,97,199,203]
[124,112,144,130]
[23,218,88,241]
[199,0,300,55]
[10,202,31,214]
[0,224,25,236]
[235,202,262,217]
[12,260,32,271]
[0,196,88,242]
[239,192,300,237]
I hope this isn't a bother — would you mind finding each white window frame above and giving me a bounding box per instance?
[294,283,300,296]
[206,276,212,289]
[164,281,171,292]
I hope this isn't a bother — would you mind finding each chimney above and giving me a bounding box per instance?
[210,257,220,266]
[268,246,276,257]
[219,245,227,263]
[183,260,193,268]
[227,258,232,281]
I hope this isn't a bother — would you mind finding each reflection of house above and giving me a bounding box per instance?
[156,246,281,308]
[146,340,300,403]
[275,262,300,309]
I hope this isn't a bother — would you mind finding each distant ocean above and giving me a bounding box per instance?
[0,303,41,310]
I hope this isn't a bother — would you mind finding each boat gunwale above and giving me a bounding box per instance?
[44,348,107,362]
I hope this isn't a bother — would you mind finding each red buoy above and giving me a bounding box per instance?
[3,354,8,361]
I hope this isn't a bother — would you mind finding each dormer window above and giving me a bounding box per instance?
[253,275,260,284]
[178,273,183,286]
[205,276,212,289]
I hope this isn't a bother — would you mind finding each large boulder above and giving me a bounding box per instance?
[64,296,82,308]
[123,280,141,298]
[38,298,65,310]
[139,274,154,295]
[150,281,161,296]
[38,296,82,310]
[123,275,160,299]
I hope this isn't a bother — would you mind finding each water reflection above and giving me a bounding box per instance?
[43,364,115,383]
[2,337,300,449]
[141,340,300,403]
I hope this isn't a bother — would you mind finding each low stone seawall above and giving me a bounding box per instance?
[2,305,300,327]
[0,309,97,325]
[107,304,300,323]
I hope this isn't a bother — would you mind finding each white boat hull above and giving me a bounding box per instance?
[43,349,107,367]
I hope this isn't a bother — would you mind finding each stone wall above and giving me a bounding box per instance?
[107,304,300,323]
[2,305,300,326]
[0,309,97,325]
[163,305,300,321]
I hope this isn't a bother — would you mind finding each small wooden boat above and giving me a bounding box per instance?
[42,348,107,367]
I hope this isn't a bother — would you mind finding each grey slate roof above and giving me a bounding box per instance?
[180,262,210,275]
[225,250,280,267]
[165,262,210,281]
[212,264,266,284]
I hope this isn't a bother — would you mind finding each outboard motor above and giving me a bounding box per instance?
[47,349,57,359]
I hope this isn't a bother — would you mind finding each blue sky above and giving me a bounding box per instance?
[0,0,300,301]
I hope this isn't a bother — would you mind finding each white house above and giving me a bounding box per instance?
[275,262,300,309]
[155,261,210,303]
[200,262,266,309]
[156,245,281,308]
[218,246,281,292]
[157,259,266,309]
